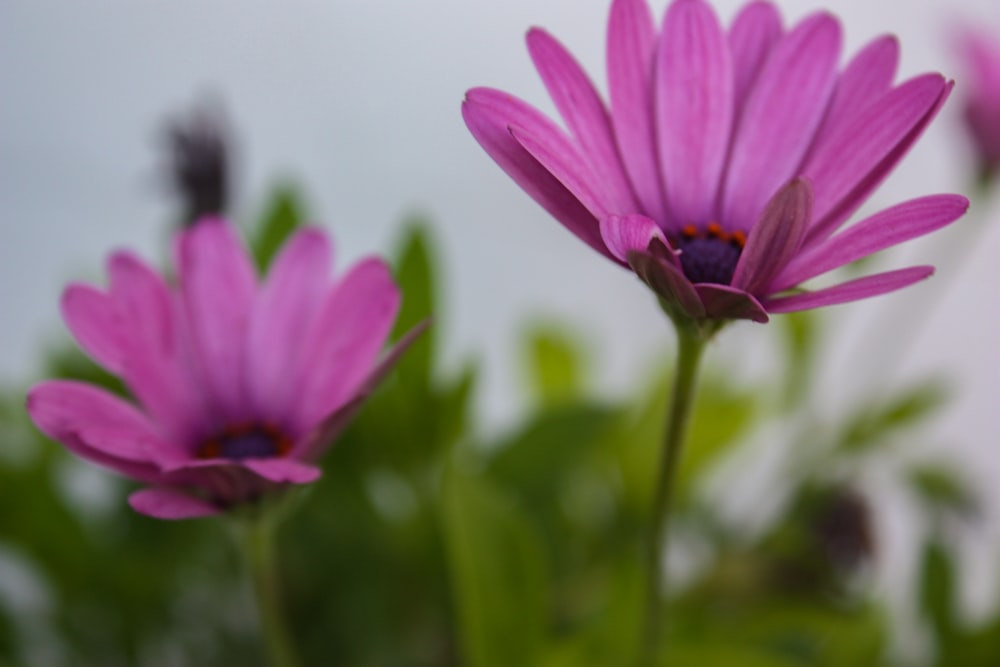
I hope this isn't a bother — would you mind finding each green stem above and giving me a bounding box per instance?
[638,325,707,667]
[239,514,302,667]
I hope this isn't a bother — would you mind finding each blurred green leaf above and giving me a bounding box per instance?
[392,218,437,385]
[778,311,819,410]
[908,464,978,519]
[836,380,948,455]
[442,465,547,667]
[523,325,586,407]
[920,540,957,645]
[252,185,306,271]
[661,645,802,667]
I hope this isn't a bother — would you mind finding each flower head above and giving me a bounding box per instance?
[954,25,1000,181]
[27,219,420,520]
[463,0,967,328]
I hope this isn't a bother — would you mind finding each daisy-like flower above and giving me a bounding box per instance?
[463,0,967,326]
[27,219,421,520]
[954,25,1000,181]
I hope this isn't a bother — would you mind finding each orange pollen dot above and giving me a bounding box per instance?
[681,224,698,238]
[731,230,747,248]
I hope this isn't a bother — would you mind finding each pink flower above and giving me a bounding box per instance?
[27,219,420,520]
[463,0,967,325]
[954,26,1000,179]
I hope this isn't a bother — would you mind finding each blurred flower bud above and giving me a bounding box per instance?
[162,101,233,226]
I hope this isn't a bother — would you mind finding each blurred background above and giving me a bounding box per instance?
[2,1,1000,665]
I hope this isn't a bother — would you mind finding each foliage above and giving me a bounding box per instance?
[0,185,993,667]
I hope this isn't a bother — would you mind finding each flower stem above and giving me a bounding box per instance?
[638,325,707,667]
[239,513,302,667]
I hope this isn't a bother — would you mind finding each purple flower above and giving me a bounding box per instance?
[27,219,420,520]
[955,26,1000,179]
[463,0,967,325]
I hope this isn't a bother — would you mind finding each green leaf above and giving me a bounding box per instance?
[907,464,978,518]
[661,645,803,667]
[778,310,819,410]
[919,540,956,644]
[836,380,948,455]
[252,185,306,271]
[522,324,586,406]
[442,465,547,667]
[391,218,437,386]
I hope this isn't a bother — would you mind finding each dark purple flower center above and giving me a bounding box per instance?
[671,223,746,285]
[197,424,292,460]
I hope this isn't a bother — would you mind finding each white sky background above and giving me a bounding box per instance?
[2,0,1000,636]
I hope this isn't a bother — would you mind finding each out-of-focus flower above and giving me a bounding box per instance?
[28,219,420,520]
[954,26,1000,182]
[164,104,232,226]
[464,0,967,327]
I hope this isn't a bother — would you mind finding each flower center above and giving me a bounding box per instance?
[672,223,746,285]
[197,423,293,460]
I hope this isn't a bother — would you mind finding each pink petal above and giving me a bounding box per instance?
[773,194,968,291]
[128,488,221,520]
[527,28,639,214]
[61,284,126,373]
[728,1,783,115]
[732,178,812,294]
[462,88,611,259]
[721,12,841,230]
[808,35,899,156]
[606,0,666,222]
[599,214,667,264]
[175,218,257,423]
[694,284,769,323]
[242,458,322,484]
[292,258,400,432]
[656,0,733,226]
[107,251,211,444]
[764,265,934,313]
[628,244,706,320]
[26,380,170,483]
[298,319,430,460]
[510,124,610,220]
[246,228,332,425]
[803,74,951,243]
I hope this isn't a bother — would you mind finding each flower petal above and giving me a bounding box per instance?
[527,27,639,213]
[175,218,257,423]
[728,1,783,114]
[606,0,665,221]
[628,243,706,319]
[773,194,968,291]
[732,178,812,294]
[765,265,934,313]
[510,124,610,220]
[246,227,332,424]
[292,258,400,432]
[298,319,430,460]
[128,488,221,520]
[61,284,127,373]
[242,459,322,484]
[462,88,611,258]
[26,380,170,483]
[721,12,841,230]
[803,74,951,243]
[656,0,733,226]
[107,251,211,444]
[808,35,899,155]
[599,214,668,264]
[694,284,769,322]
